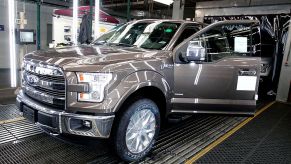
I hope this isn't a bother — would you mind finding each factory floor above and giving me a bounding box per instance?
[1,98,290,163]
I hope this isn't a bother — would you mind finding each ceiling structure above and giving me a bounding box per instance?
[23,0,217,19]
[100,0,216,9]
[99,0,217,18]
[23,0,71,7]
[22,0,216,8]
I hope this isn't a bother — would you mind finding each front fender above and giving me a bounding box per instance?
[107,71,171,113]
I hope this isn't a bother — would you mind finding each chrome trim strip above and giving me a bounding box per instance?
[170,109,253,115]
[24,85,64,104]
[38,79,65,91]
[59,113,62,133]
[171,98,255,105]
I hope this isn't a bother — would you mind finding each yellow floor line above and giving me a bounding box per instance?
[185,101,276,164]
[0,117,25,125]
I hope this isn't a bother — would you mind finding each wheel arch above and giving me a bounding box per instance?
[113,84,169,127]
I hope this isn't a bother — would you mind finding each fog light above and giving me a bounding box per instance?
[70,118,92,132]
[83,120,92,128]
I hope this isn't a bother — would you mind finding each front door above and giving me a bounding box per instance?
[172,21,261,115]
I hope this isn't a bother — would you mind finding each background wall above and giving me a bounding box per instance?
[0,1,11,69]
[0,1,55,69]
[195,0,291,22]
[52,16,117,45]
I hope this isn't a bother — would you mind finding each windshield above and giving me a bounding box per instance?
[93,21,181,50]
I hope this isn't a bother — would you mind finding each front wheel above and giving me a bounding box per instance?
[113,99,160,162]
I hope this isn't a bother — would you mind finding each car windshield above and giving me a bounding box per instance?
[93,21,181,50]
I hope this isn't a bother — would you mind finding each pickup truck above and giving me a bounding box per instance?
[17,19,272,162]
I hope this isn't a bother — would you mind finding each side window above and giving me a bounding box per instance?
[174,26,199,48]
[192,27,230,62]
[175,23,258,64]
[223,25,260,57]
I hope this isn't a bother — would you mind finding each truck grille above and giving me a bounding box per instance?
[22,60,66,109]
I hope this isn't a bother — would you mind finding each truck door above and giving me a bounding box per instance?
[172,20,261,115]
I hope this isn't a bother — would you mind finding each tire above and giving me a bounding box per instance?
[113,99,160,162]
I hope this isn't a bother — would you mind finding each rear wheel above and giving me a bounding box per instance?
[113,99,160,162]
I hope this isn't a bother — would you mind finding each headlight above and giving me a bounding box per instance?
[76,73,112,102]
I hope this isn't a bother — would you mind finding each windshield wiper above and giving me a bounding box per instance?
[108,42,136,47]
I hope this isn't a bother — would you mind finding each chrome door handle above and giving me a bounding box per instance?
[238,70,257,76]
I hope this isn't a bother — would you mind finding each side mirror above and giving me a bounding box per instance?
[185,40,206,62]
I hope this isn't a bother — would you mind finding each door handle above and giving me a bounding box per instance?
[238,69,257,76]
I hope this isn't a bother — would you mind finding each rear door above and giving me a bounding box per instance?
[172,20,261,115]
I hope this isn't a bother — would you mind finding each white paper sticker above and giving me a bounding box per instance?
[236,76,257,91]
[234,37,248,53]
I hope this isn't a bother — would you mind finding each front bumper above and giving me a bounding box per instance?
[16,90,115,138]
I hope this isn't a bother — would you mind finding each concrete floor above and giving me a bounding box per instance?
[0,69,11,89]
[0,69,17,104]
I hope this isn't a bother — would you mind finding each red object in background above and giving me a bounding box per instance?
[54,6,119,24]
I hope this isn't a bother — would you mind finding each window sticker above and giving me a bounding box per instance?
[234,37,248,53]
[236,76,257,91]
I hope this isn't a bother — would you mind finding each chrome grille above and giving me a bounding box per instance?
[22,60,66,109]
[33,86,65,97]
[26,71,65,83]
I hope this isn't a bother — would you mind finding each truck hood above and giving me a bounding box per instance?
[24,45,167,71]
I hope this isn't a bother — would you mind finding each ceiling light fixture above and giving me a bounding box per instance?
[153,0,174,6]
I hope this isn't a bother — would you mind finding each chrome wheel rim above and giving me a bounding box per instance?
[126,109,156,153]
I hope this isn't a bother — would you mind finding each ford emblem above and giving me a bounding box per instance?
[25,74,39,86]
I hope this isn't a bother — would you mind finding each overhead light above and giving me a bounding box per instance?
[153,0,174,6]
[8,0,17,87]
[94,0,100,39]
[72,0,78,45]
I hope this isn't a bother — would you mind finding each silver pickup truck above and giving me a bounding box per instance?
[17,19,272,162]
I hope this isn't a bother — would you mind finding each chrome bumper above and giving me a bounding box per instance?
[16,90,115,138]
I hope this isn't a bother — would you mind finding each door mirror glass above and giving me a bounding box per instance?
[185,40,206,61]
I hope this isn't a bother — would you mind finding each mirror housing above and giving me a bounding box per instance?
[185,40,206,62]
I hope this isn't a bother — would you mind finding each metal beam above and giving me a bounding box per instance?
[39,0,70,7]
[95,0,100,39]
[127,0,131,21]
[37,1,41,50]
[25,0,71,7]
[72,0,78,45]
[90,0,93,41]
[102,1,144,8]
